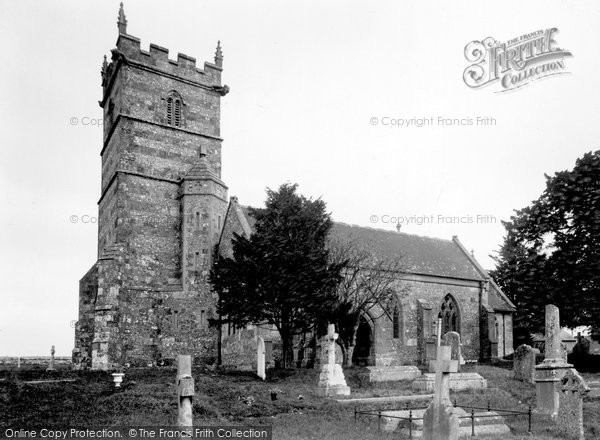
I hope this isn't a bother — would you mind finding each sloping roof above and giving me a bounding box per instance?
[182,156,223,183]
[240,206,257,230]
[330,222,483,280]
[488,281,515,312]
[226,201,515,312]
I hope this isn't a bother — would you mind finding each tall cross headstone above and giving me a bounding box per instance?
[534,305,572,417]
[423,345,459,440]
[256,337,266,381]
[316,324,350,397]
[47,345,56,371]
[176,355,195,427]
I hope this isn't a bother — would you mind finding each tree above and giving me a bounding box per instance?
[327,236,409,366]
[491,151,600,340]
[210,183,344,368]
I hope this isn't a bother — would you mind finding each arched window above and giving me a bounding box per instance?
[440,294,460,335]
[165,91,183,127]
[393,306,400,339]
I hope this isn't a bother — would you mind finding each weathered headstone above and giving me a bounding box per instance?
[264,340,273,367]
[534,305,572,417]
[46,346,56,371]
[514,344,539,383]
[556,369,589,440]
[316,324,350,397]
[256,337,266,381]
[422,345,459,440]
[176,355,195,427]
[573,333,590,360]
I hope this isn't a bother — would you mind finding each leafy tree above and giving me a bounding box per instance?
[327,236,409,366]
[491,151,600,341]
[210,183,344,368]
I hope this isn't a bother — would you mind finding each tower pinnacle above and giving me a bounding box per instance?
[214,41,223,67]
[117,2,127,35]
[101,55,108,77]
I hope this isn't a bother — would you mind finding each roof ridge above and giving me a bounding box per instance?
[332,221,456,244]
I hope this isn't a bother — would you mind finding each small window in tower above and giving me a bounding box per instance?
[194,252,200,270]
[165,91,183,127]
[195,212,200,229]
[218,215,222,230]
[172,310,179,330]
[166,97,173,124]
[199,309,206,328]
[174,100,181,126]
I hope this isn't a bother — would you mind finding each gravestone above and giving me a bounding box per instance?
[572,333,590,367]
[46,346,56,371]
[514,344,539,383]
[534,305,572,418]
[264,340,273,367]
[422,345,459,440]
[435,332,461,372]
[256,337,266,381]
[176,355,195,427]
[417,331,485,391]
[316,324,350,397]
[556,369,589,440]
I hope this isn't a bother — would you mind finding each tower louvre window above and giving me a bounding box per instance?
[165,91,183,127]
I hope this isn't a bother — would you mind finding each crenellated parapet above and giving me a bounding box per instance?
[100,3,226,108]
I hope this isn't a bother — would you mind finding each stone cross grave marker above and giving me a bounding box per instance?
[316,324,350,397]
[514,344,539,383]
[423,345,459,440]
[257,336,266,381]
[556,369,590,440]
[47,345,56,371]
[535,305,572,417]
[176,355,195,427]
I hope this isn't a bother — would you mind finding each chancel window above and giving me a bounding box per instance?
[393,307,400,339]
[440,294,460,335]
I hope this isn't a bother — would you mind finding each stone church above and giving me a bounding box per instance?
[73,5,515,370]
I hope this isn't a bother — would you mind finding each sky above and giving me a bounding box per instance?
[1,0,599,356]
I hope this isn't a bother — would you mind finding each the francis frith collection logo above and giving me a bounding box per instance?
[463,28,572,92]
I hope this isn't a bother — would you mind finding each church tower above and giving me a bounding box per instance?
[73,4,229,370]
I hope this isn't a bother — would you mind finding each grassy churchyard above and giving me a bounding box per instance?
[1,363,599,439]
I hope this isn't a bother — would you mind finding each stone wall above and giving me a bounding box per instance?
[407,279,481,363]
[0,357,72,369]
[221,325,281,370]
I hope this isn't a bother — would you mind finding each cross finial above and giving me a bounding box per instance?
[396,222,401,233]
[215,41,223,67]
[117,2,127,35]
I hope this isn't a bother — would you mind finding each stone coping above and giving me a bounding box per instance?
[336,394,433,404]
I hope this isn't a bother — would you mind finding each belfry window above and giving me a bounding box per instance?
[165,91,183,127]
